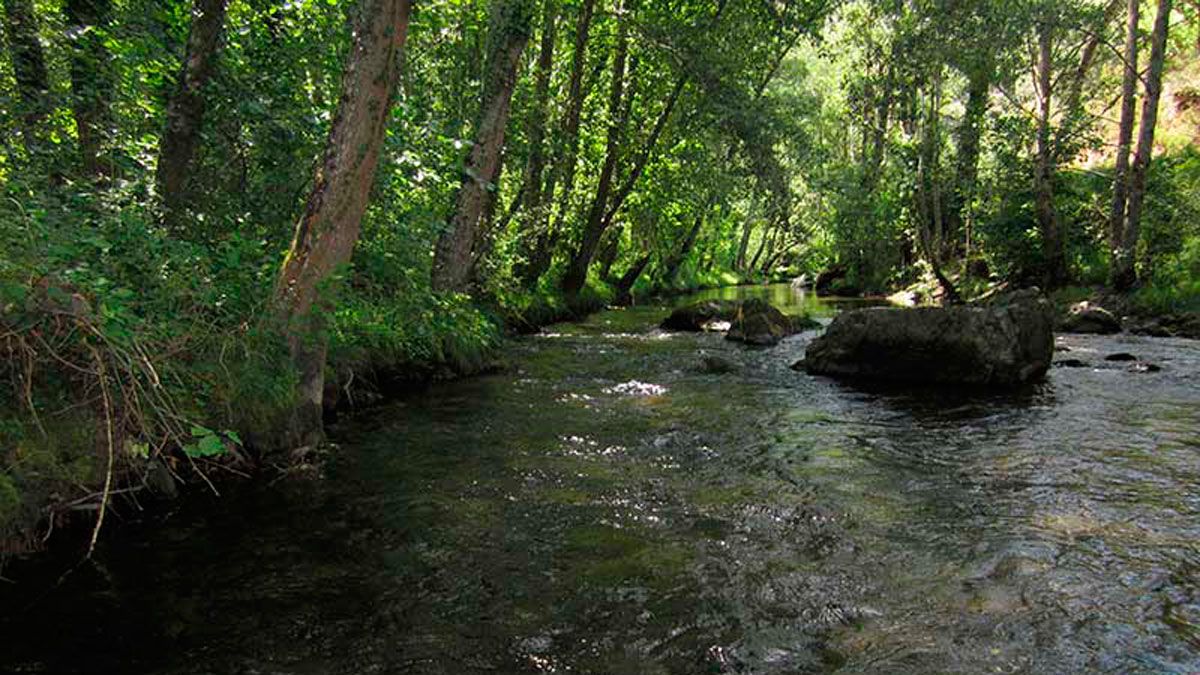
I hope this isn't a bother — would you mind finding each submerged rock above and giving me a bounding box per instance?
[699,353,739,374]
[801,291,1054,385]
[1060,301,1121,334]
[1104,352,1138,362]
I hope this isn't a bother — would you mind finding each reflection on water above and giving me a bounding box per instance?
[2,285,1199,674]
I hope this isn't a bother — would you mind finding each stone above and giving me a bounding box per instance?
[1060,301,1121,334]
[1104,352,1138,362]
[699,354,738,374]
[725,298,798,346]
[660,300,741,331]
[801,291,1054,385]
[1055,359,1088,368]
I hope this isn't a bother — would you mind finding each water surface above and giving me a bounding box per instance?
[2,284,1199,674]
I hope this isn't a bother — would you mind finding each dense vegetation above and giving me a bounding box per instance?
[0,0,1196,551]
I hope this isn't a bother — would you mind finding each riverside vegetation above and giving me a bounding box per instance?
[1,0,1199,558]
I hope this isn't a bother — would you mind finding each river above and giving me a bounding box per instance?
[2,284,1199,673]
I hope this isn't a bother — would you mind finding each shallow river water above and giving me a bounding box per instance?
[3,284,1200,674]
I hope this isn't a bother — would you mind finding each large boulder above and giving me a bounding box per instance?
[725,298,799,346]
[1060,301,1121,334]
[660,300,741,331]
[801,292,1054,385]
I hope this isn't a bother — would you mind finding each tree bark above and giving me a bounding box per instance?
[157,0,231,225]
[946,61,989,255]
[1108,0,1139,279]
[613,253,651,305]
[432,0,534,293]
[735,220,753,271]
[520,0,557,227]
[519,0,596,286]
[3,0,50,141]
[1113,0,1172,290]
[660,205,707,284]
[560,0,630,295]
[1034,22,1067,288]
[64,0,115,179]
[273,0,411,447]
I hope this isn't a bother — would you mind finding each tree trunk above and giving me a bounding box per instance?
[273,0,411,447]
[432,0,534,292]
[660,207,706,284]
[735,220,753,271]
[64,0,115,179]
[946,61,989,255]
[521,0,557,226]
[1113,0,1172,290]
[1108,0,1139,278]
[3,0,50,141]
[519,0,596,286]
[157,0,230,225]
[1034,22,1067,288]
[614,253,651,305]
[595,226,622,282]
[560,0,630,295]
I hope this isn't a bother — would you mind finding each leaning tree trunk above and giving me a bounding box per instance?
[1108,0,1139,272]
[64,0,115,179]
[1033,22,1067,288]
[273,0,412,447]
[660,205,708,284]
[3,0,50,142]
[157,0,231,225]
[520,0,596,286]
[520,0,557,230]
[1114,0,1172,290]
[613,253,651,305]
[432,0,533,293]
[560,0,630,295]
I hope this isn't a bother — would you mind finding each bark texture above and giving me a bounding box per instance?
[559,0,630,295]
[1108,0,1139,274]
[1113,0,1172,290]
[432,0,533,293]
[157,0,231,224]
[1033,22,1067,288]
[273,0,412,446]
[520,0,596,286]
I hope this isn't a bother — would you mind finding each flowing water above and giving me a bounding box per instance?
[3,284,1200,674]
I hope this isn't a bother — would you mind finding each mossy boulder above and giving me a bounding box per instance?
[660,300,741,331]
[1060,301,1121,334]
[801,291,1054,385]
[726,299,802,346]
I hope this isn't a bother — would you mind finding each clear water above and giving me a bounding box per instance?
[3,284,1199,674]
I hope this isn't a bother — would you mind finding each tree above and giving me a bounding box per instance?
[273,0,412,446]
[559,0,631,295]
[1112,0,1173,290]
[157,0,232,226]
[1107,0,1139,270]
[432,0,535,293]
[518,0,597,285]
[64,0,116,178]
[2,0,50,142]
[1033,18,1067,288]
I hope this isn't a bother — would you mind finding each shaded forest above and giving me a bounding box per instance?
[1,0,1198,549]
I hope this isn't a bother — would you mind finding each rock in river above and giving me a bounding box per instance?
[1060,301,1121,334]
[660,300,741,331]
[801,291,1054,385]
[725,299,821,346]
